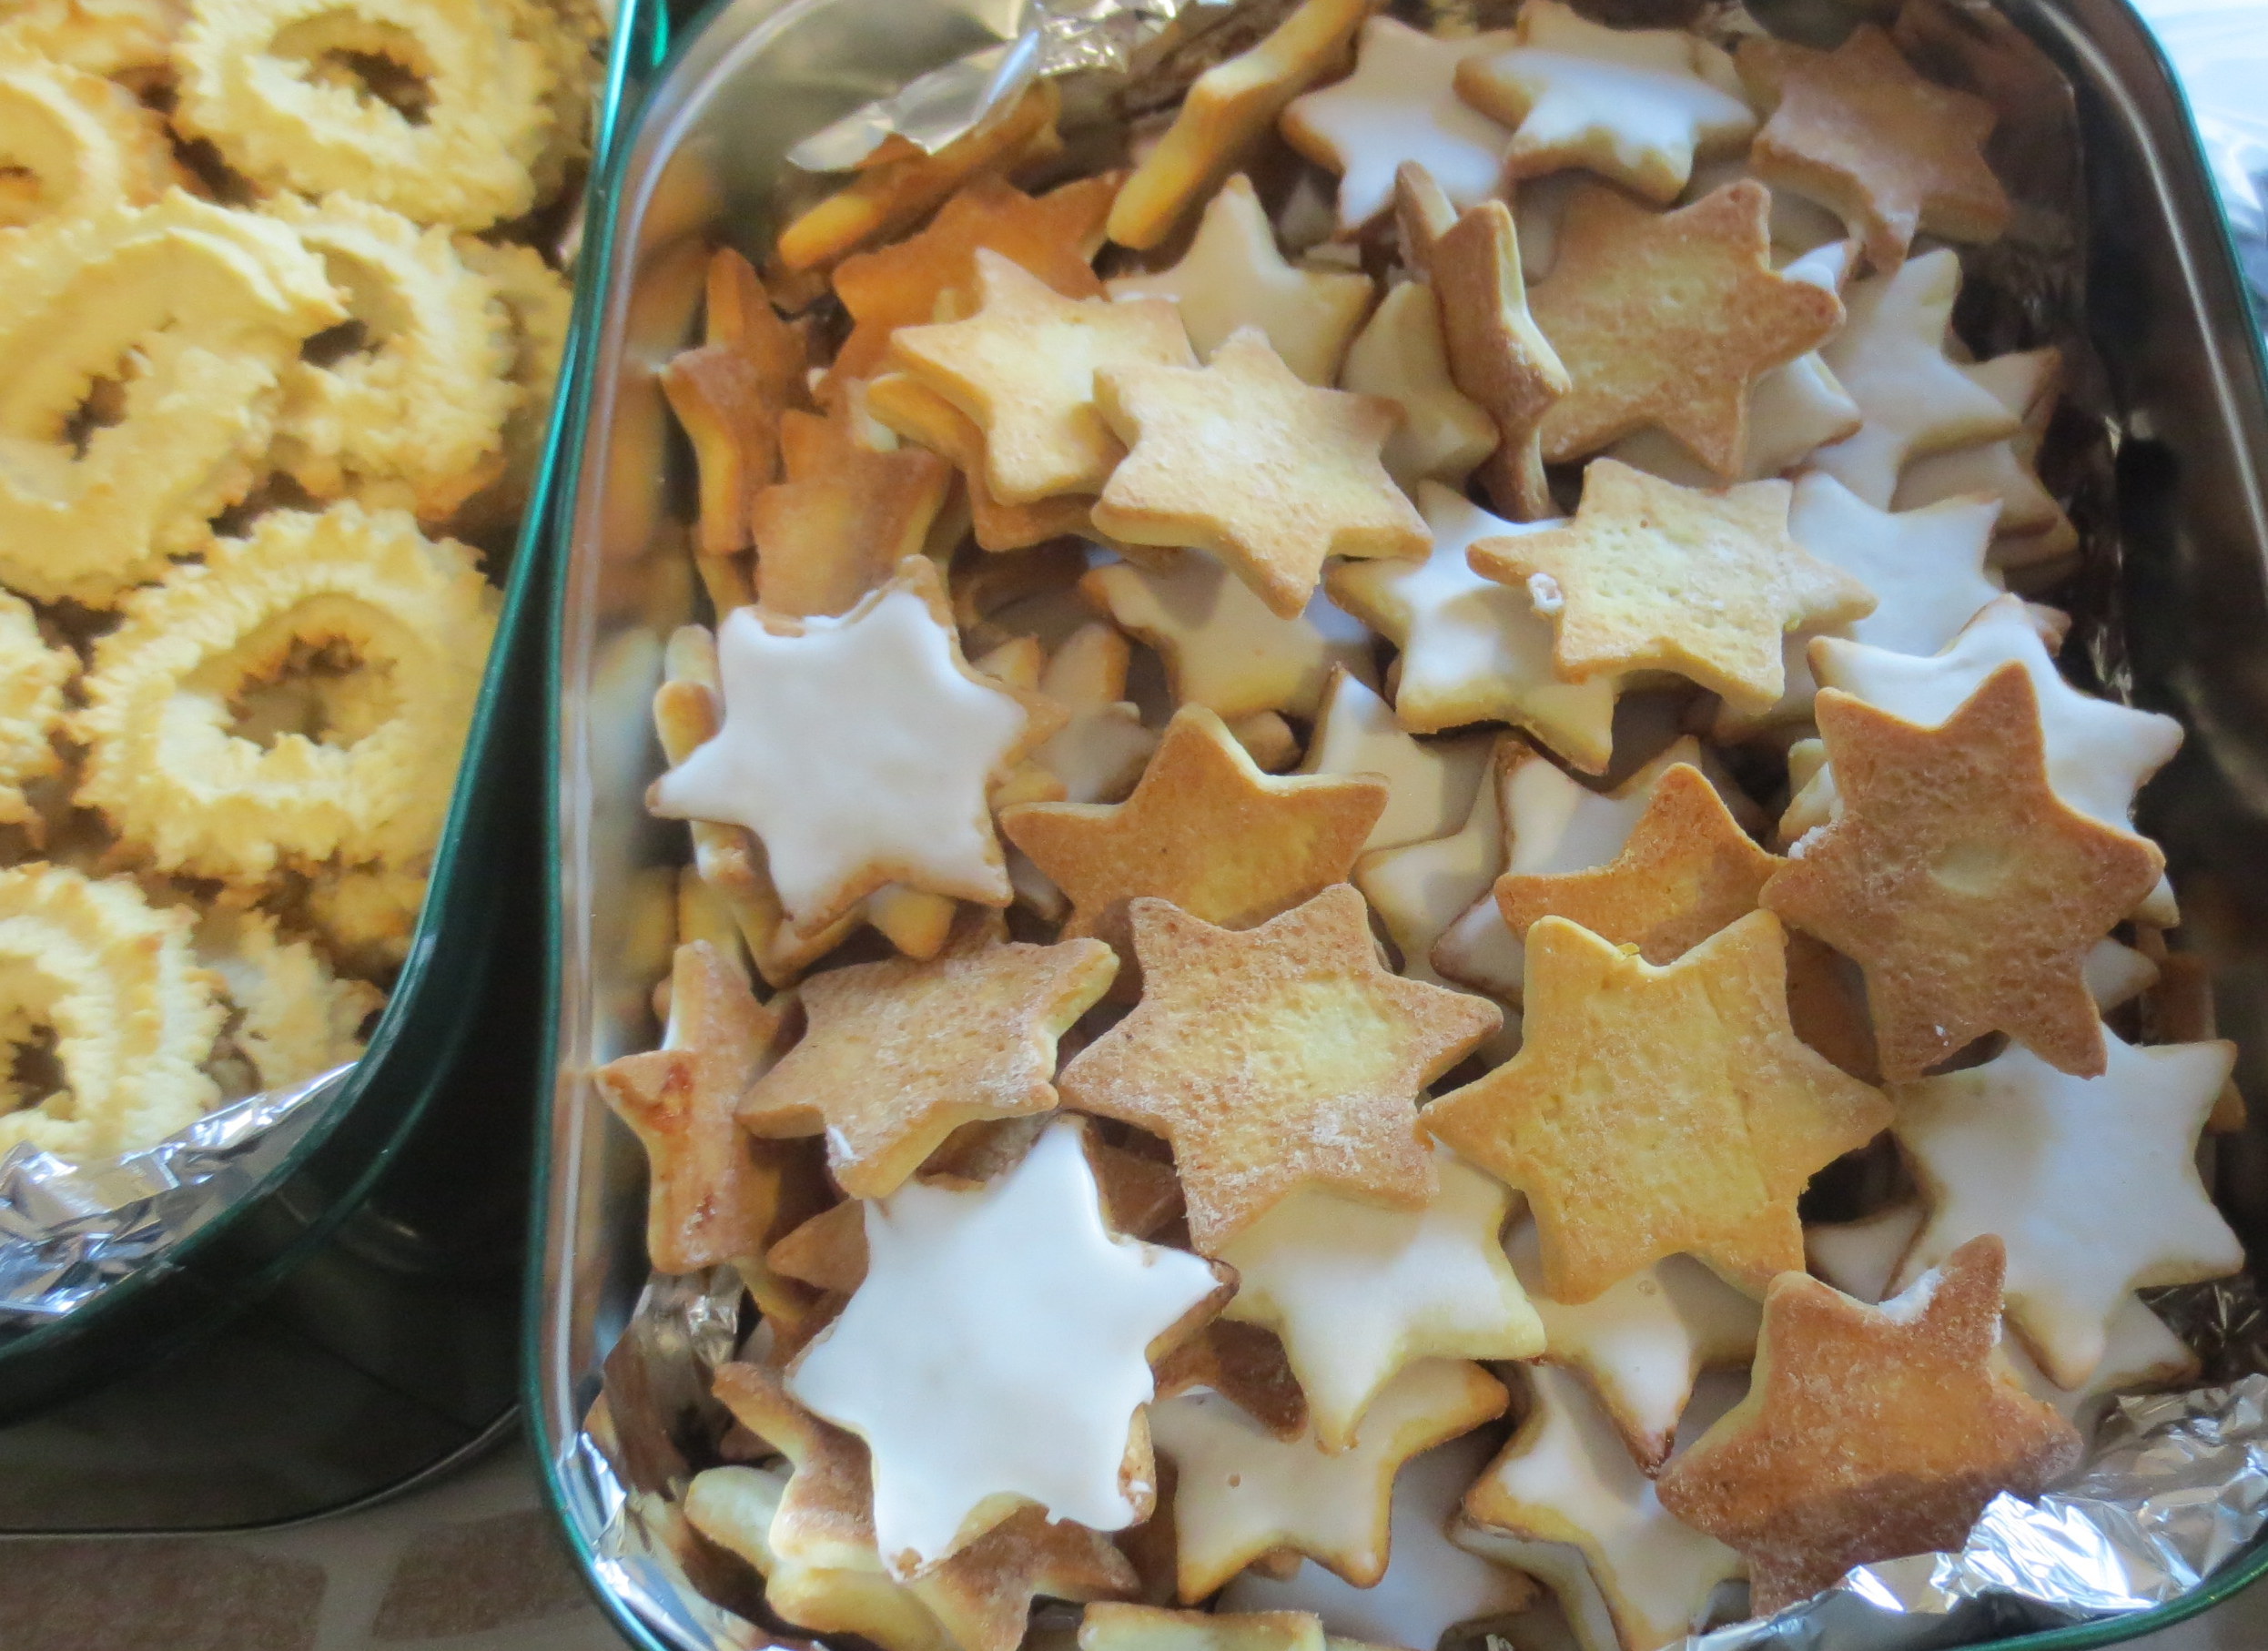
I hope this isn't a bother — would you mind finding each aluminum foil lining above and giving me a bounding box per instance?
[0,1064,355,1326]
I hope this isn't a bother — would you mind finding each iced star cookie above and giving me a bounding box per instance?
[1337,282,1498,495]
[1295,670,1491,852]
[787,1119,1227,1574]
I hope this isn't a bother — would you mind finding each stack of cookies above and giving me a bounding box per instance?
[595,2,2243,1646]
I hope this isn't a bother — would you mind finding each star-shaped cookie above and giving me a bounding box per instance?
[736,928,1118,1198]
[1058,885,1503,1253]
[1495,762,1779,970]
[1296,670,1491,852]
[830,171,1120,379]
[594,939,795,1273]
[1149,1357,1508,1598]
[1526,182,1846,475]
[751,401,953,619]
[1801,248,2020,505]
[1460,1363,1747,1651]
[1219,1429,1541,1646]
[1108,176,1373,386]
[1765,665,2163,1081]
[1355,735,1521,998]
[890,249,1194,504]
[1094,328,1432,619]
[1079,1605,1327,1651]
[1453,0,1757,202]
[1338,282,1498,494]
[1079,552,1373,723]
[1329,484,1617,769]
[1423,910,1892,1302]
[1739,25,2009,272]
[787,1118,1226,1575]
[1002,705,1387,982]
[650,557,1048,932]
[1504,1217,1762,1470]
[1219,1146,1544,1451]
[1108,0,1373,250]
[1893,348,2069,548]
[1466,459,1875,715]
[1281,18,1520,234]
[1892,1030,2242,1388]
[864,371,1099,553]
[1655,1236,2084,1614]
[1408,185,1572,521]
[661,248,807,556]
[1028,622,1159,805]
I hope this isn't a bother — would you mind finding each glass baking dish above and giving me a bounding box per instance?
[526,0,2268,1644]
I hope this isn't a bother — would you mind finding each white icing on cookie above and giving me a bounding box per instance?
[1109,176,1374,385]
[1297,670,1491,852]
[1892,1031,2241,1389]
[1220,1147,1544,1450]
[1219,1429,1539,1648]
[650,577,1029,927]
[1281,17,1519,233]
[2082,938,2159,1011]
[1339,283,1498,493]
[787,1119,1221,1575]
[1504,1216,1761,1468]
[1034,623,1159,805]
[1893,349,2065,537]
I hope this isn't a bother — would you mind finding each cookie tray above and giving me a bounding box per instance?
[524,0,2268,1644]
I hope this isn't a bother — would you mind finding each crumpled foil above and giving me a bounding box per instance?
[0,1064,356,1326]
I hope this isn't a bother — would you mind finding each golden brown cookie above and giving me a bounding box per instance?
[865,372,1099,553]
[661,248,808,556]
[750,401,953,619]
[1155,1321,1311,1443]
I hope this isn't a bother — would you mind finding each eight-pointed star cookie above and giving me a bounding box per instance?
[1002,705,1387,985]
[1466,459,1875,716]
[890,250,1195,503]
[751,400,954,620]
[1218,1145,1544,1450]
[1459,1362,1747,1651]
[1094,328,1431,619]
[1739,25,2009,274]
[1058,885,1504,1254]
[1108,176,1373,387]
[1280,18,1521,234]
[1655,1236,2084,1615]
[1892,1030,2243,1387]
[830,171,1121,379]
[1453,0,1757,203]
[595,939,795,1273]
[1495,762,1779,970]
[1423,910,1891,1302]
[1765,665,2163,1081]
[1526,182,1846,476]
[1329,483,1616,768]
[736,927,1119,1198]
[787,1118,1227,1575]
[650,558,1052,932]
[1149,1357,1509,1598]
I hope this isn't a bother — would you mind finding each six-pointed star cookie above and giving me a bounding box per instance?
[1495,761,1777,970]
[650,558,1050,932]
[1655,1236,2084,1615]
[1466,459,1875,715]
[736,927,1119,1198]
[1460,1363,1747,1651]
[1058,885,1504,1253]
[1108,176,1373,386]
[1094,328,1431,619]
[751,400,953,620]
[1296,669,1492,852]
[1002,705,1387,983]
[1765,665,2163,1081]
[1739,25,2009,273]
[1338,281,1499,493]
[1149,1357,1509,1598]
[595,939,795,1273]
[1504,1217,1762,1470]
[1219,1145,1544,1450]
[1424,910,1891,1302]
[1526,181,1845,475]
[830,171,1121,379]
[1281,18,1519,233]
[787,1118,1227,1575]
[1892,1030,2243,1387]
[890,249,1194,503]
[1453,0,1757,202]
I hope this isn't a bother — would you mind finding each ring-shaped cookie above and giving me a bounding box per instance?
[173,0,559,229]
[0,593,74,829]
[0,863,225,1162]
[0,52,179,230]
[73,501,499,882]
